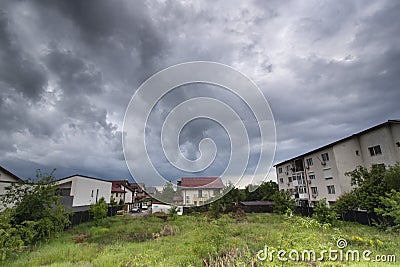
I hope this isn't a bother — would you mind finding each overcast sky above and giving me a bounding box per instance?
[1,0,399,186]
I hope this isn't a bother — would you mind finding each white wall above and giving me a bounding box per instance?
[0,169,21,196]
[57,176,111,207]
[182,188,220,205]
[333,137,364,195]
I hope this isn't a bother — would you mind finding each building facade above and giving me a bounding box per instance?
[56,175,112,212]
[180,177,225,206]
[275,120,400,206]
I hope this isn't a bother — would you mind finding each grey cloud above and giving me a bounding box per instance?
[0,12,47,101]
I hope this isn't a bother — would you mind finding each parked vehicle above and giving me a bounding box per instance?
[116,210,124,217]
[131,207,141,213]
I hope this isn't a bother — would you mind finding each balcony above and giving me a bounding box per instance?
[298,193,308,200]
[193,197,208,202]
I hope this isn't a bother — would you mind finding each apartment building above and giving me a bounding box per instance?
[275,120,400,206]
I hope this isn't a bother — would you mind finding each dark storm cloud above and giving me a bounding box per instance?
[0,11,47,101]
[0,0,399,184]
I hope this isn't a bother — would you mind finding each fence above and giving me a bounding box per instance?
[69,205,124,228]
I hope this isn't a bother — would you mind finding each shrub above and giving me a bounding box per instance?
[375,189,400,230]
[208,201,221,219]
[0,169,71,261]
[168,205,179,220]
[89,197,108,225]
[312,199,337,225]
[272,190,295,214]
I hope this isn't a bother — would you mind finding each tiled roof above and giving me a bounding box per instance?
[181,177,224,189]
[111,186,125,193]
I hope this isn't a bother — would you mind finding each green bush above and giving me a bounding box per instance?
[312,199,337,225]
[208,201,221,219]
[272,190,295,214]
[89,197,108,225]
[0,169,71,260]
[375,189,400,230]
[168,205,179,220]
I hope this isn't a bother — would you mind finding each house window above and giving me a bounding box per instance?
[368,145,382,156]
[311,187,318,195]
[327,185,335,194]
[198,190,202,198]
[186,195,190,204]
[279,178,284,184]
[213,189,220,195]
[306,158,313,166]
[355,150,359,156]
[278,167,283,173]
[321,153,329,161]
[91,190,93,197]
[288,176,292,182]
[309,174,315,180]
[323,168,333,180]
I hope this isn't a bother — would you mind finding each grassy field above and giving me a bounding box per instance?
[3,212,399,266]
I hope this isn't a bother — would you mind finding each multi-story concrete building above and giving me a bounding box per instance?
[275,120,400,206]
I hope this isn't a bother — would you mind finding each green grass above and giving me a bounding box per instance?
[2,213,399,266]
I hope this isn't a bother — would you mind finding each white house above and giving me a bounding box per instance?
[180,177,225,206]
[56,174,112,212]
[111,180,135,210]
[0,166,23,195]
[275,120,400,206]
[0,165,24,208]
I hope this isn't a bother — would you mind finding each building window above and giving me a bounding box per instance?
[279,178,284,184]
[368,145,382,156]
[323,168,333,180]
[213,189,220,195]
[186,195,190,204]
[288,176,292,182]
[91,190,93,197]
[321,153,329,161]
[306,158,313,166]
[198,190,202,198]
[355,150,359,156]
[278,167,282,173]
[327,185,335,194]
[299,186,307,194]
[311,187,318,195]
[309,174,315,180]
[286,165,290,172]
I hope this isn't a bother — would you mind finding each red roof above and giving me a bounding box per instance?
[111,186,125,193]
[181,177,224,189]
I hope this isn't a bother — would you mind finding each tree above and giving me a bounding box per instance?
[109,196,117,206]
[333,192,359,220]
[0,169,71,259]
[157,181,176,203]
[346,164,389,213]
[375,189,400,230]
[272,190,295,214]
[245,181,278,201]
[338,164,400,228]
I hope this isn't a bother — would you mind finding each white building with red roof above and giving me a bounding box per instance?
[180,177,225,206]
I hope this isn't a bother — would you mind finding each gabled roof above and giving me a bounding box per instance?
[274,120,400,167]
[0,165,24,182]
[111,180,136,193]
[181,177,224,189]
[57,174,111,183]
